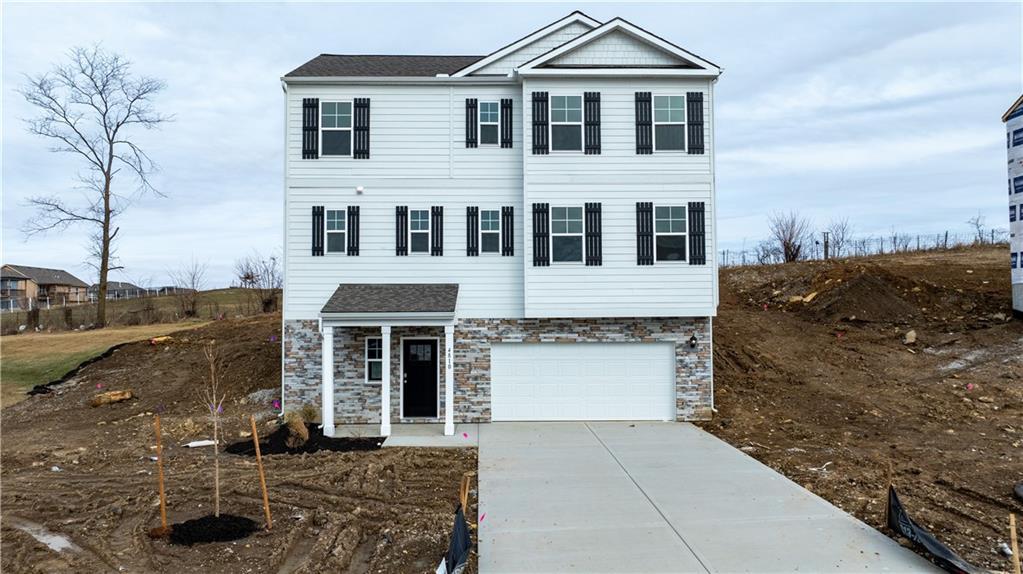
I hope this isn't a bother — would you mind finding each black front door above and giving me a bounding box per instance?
[402,339,438,417]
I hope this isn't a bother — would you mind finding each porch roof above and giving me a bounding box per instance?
[320,283,459,318]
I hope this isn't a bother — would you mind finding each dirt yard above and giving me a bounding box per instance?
[704,245,1023,570]
[0,315,476,573]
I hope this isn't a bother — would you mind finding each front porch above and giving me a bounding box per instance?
[318,283,460,438]
[332,423,481,448]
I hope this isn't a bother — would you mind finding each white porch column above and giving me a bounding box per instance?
[380,325,392,437]
[444,324,454,436]
[320,325,335,437]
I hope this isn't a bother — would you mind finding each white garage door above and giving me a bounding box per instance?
[490,343,676,421]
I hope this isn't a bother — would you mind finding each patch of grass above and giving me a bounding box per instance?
[0,321,207,407]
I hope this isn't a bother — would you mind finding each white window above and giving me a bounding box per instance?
[653,95,685,152]
[366,337,383,382]
[409,209,431,253]
[654,205,687,261]
[480,209,501,253]
[325,209,346,253]
[551,206,584,263]
[550,95,582,151]
[479,102,500,145]
[320,101,352,156]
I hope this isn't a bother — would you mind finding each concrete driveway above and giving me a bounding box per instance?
[477,422,937,573]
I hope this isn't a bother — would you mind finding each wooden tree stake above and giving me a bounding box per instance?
[154,415,168,529]
[250,415,272,530]
[1011,513,1021,574]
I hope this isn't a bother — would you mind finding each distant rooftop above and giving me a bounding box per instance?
[285,54,484,78]
[1,264,88,287]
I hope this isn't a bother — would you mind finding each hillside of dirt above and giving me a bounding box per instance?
[1,315,476,573]
[704,245,1022,570]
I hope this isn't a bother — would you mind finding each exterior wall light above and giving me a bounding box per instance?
[688,334,698,349]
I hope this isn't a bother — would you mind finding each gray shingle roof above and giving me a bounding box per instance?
[1,265,87,287]
[286,55,484,78]
[321,283,459,315]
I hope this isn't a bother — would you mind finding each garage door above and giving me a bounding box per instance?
[490,343,676,421]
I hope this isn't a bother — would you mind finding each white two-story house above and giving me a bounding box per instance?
[1004,94,1023,317]
[281,12,722,436]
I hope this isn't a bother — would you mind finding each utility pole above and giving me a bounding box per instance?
[822,231,830,260]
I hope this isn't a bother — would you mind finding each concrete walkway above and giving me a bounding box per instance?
[478,422,937,573]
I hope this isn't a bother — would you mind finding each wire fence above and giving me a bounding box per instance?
[720,229,1011,268]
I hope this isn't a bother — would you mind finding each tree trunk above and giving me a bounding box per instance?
[213,415,220,517]
[96,176,112,327]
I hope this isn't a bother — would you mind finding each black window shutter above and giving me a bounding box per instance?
[302,98,319,159]
[584,92,601,155]
[396,206,408,256]
[532,203,549,266]
[501,206,514,256]
[687,92,704,155]
[500,99,513,148]
[585,203,602,266]
[466,206,479,256]
[636,202,654,265]
[311,205,324,256]
[353,98,370,159]
[431,206,444,256]
[635,92,652,155]
[532,92,549,155]
[465,99,478,148]
[346,206,360,256]
[688,202,706,265]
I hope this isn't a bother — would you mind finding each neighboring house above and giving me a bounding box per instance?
[0,264,88,308]
[281,12,721,436]
[1005,95,1023,318]
[89,281,144,299]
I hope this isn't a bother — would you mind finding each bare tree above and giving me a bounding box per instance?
[234,252,283,313]
[169,259,207,318]
[966,212,986,244]
[197,342,225,518]
[825,218,852,258]
[768,211,813,263]
[20,46,169,327]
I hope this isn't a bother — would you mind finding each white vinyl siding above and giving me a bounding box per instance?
[472,20,593,75]
[547,30,684,67]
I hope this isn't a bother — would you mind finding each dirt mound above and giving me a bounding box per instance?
[808,268,921,323]
[225,423,383,456]
[168,514,259,546]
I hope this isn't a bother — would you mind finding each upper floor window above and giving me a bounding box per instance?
[550,95,582,151]
[1015,176,1023,194]
[410,209,431,253]
[655,205,687,261]
[321,101,352,156]
[479,102,500,145]
[480,209,501,253]
[654,96,686,151]
[551,206,584,262]
[1013,128,1023,147]
[366,337,383,382]
[326,209,346,253]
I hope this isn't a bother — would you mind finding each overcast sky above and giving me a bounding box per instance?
[3,2,1020,286]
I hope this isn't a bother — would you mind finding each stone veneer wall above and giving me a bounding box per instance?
[283,317,712,425]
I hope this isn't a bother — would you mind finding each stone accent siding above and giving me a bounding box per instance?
[283,317,713,425]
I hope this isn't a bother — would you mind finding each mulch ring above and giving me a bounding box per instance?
[167,514,260,546]
[224,422,383,456]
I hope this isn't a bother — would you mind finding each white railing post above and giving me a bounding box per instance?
[444,324,454,436]
[381,325,392,437]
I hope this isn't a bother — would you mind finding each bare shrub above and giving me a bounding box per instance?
[197,341,225,517]
[169,259,207,318]
[825,218,852,258]
[768,211,813,263]
[966,212,986,244]
[234,252,282,314]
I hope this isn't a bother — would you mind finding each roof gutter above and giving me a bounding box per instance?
[281,75,517,85]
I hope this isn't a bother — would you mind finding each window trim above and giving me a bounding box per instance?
[408,208,432,254]
[479,208,502,254]
[549,205,585,264]
[1015,176,1023,194]
[324,208,347,255]
[478,101,501,147]
[653,203,688,263]
[365,337,383,384]
[548,94,583,153]
[319,100,353,158]
[1013,128,1023,147]
[652,94,687,153]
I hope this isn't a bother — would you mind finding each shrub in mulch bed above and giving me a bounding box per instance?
[225,422,383,456]
[167,514,259,546]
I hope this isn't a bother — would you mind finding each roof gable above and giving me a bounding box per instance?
[1004,94,1023,122]
[452,11,600,77]
[517,17,721,77]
